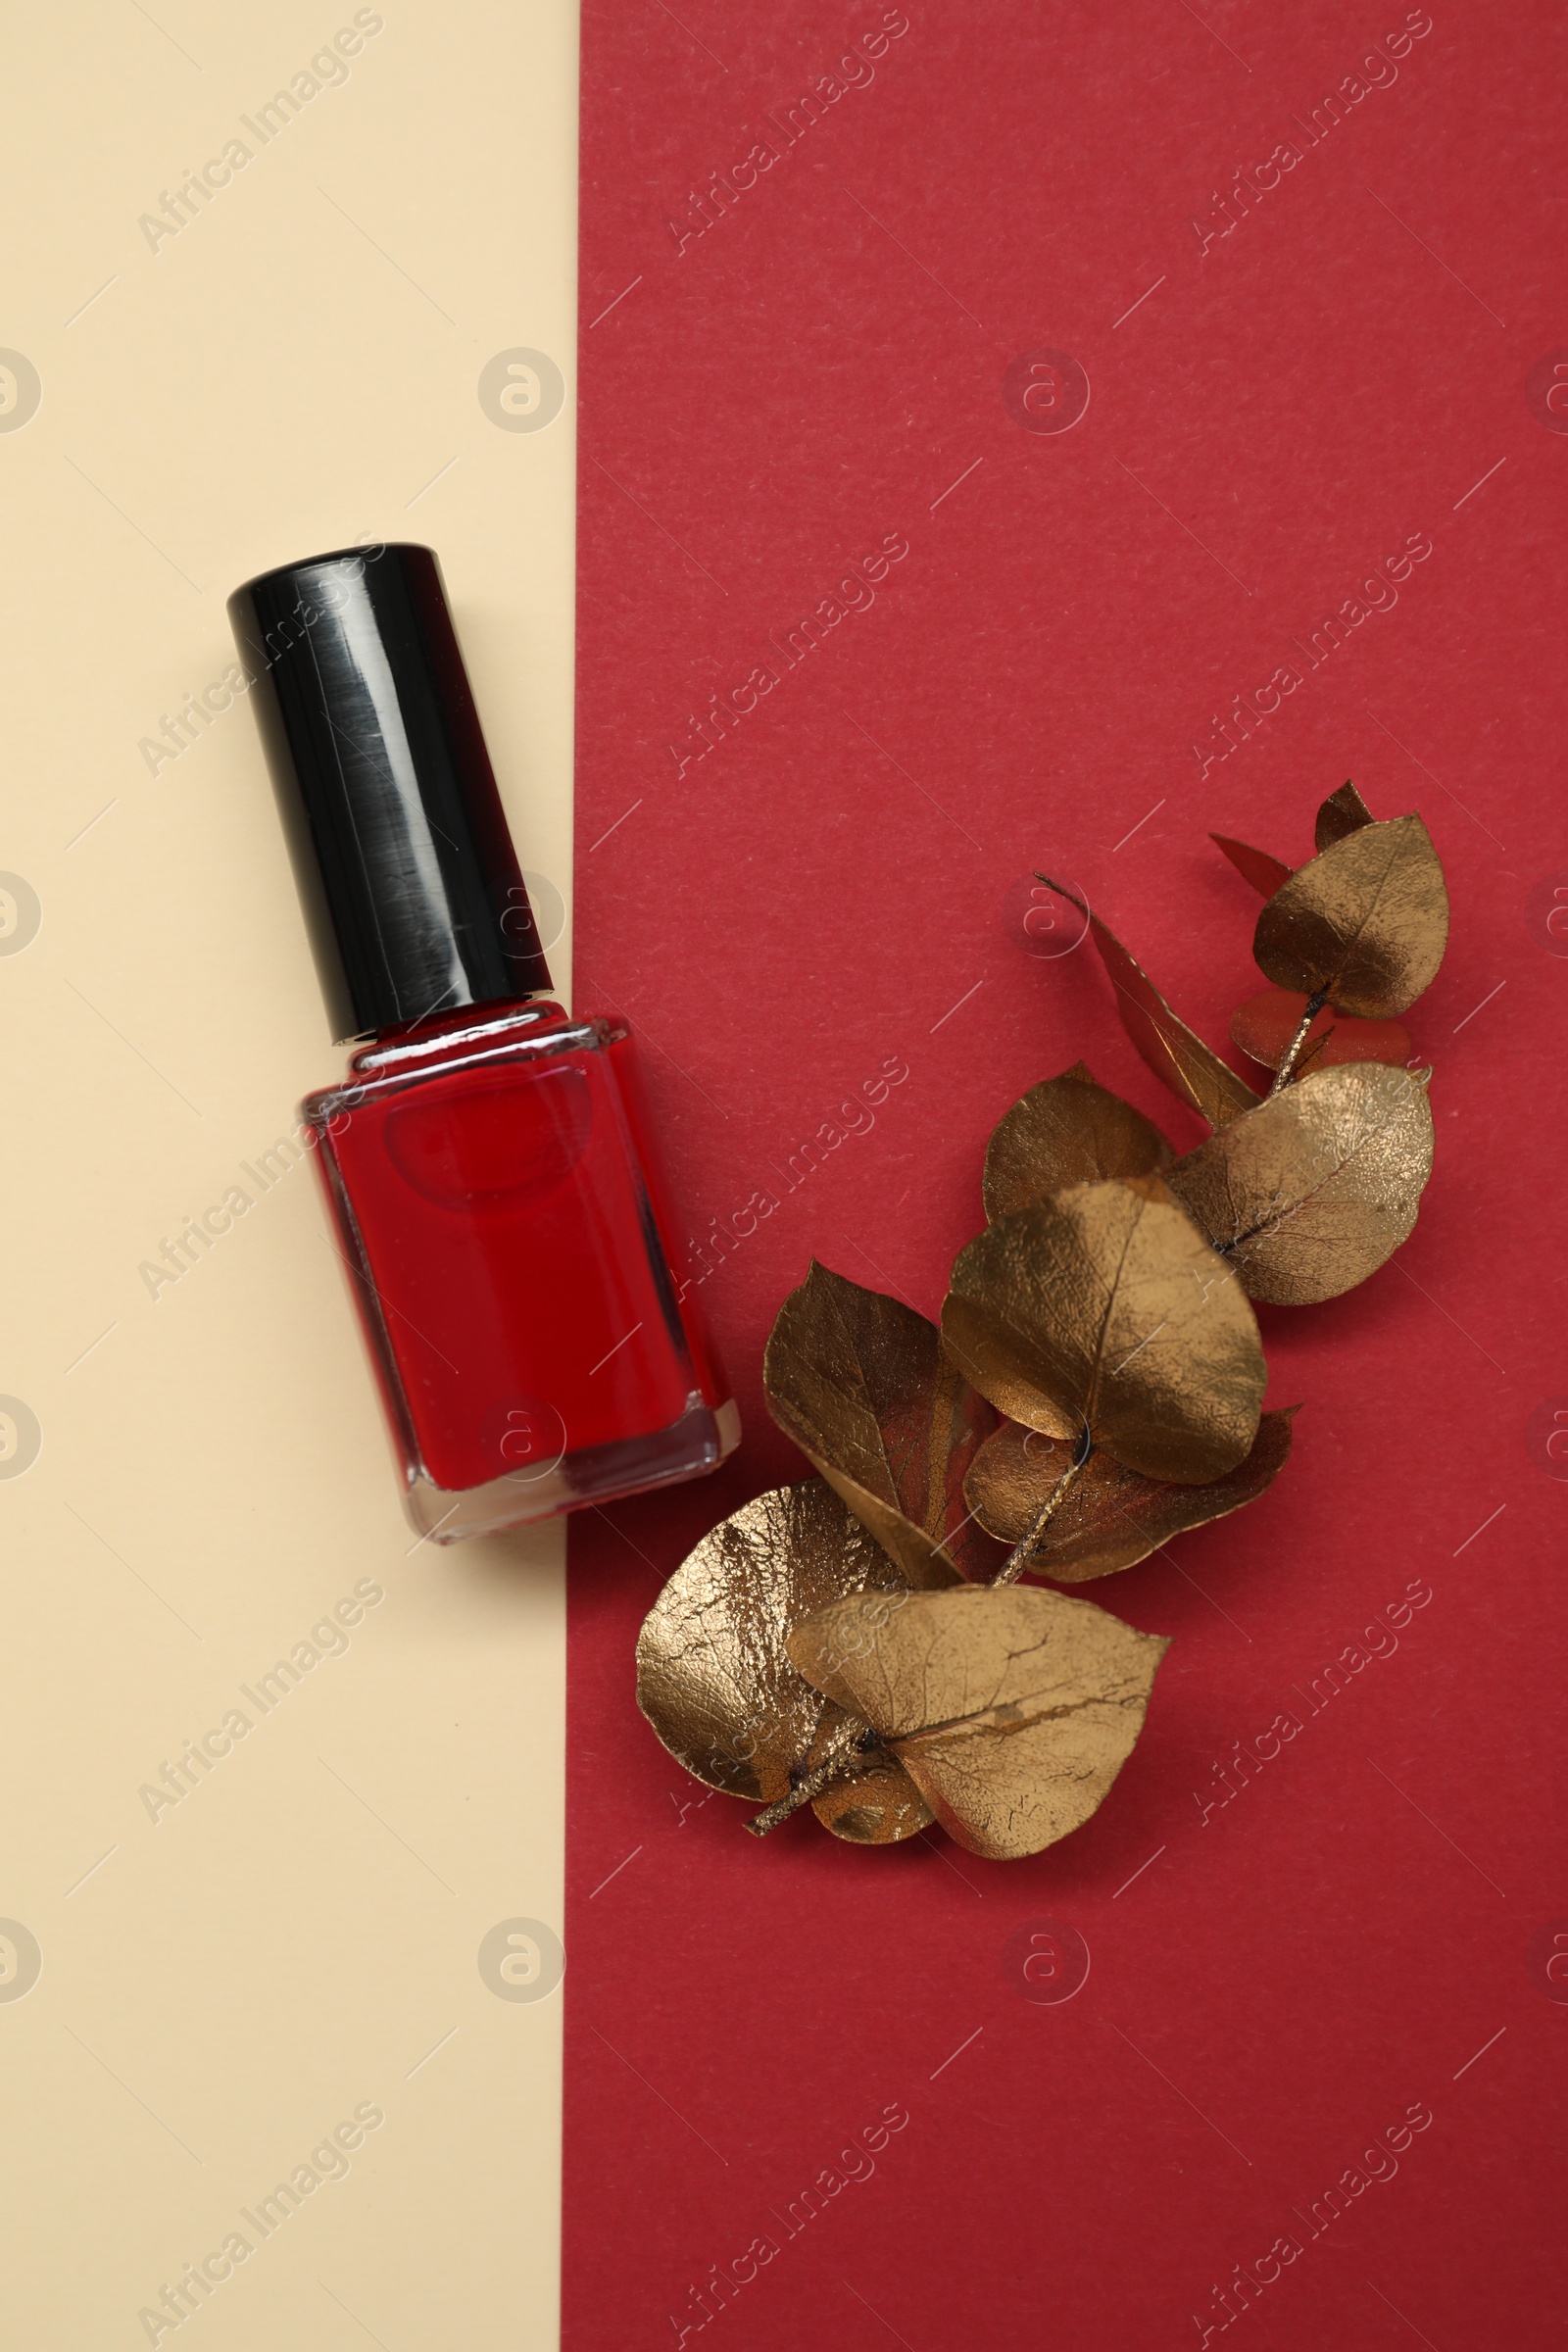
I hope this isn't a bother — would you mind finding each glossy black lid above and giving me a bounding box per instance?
[227,542,553,1043]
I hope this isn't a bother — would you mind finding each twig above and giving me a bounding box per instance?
[745,1714,876,1838]
[993,1429,1093,1585]
[1269,989,1328,1093]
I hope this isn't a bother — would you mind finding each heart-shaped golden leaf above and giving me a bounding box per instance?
[964,1406,1296,1580]
[763,1262,997,1586]
[1252,813,1448,1017]
[1037,877,1260,1130]
[635,1481,912,1808]
[1315,778,1375,852]
[787,1584,1169,1860]
[1164,1063,1435,1303]
[941,1177,1266,1482]
[983,1061,1173,1221]
[1210,834,1294,898]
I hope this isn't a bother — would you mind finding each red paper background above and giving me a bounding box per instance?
[565,6,1566,2344]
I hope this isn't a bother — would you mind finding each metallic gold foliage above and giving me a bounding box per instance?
[635,1481,911,1804]
[764,1261,998,1586]
[1210,834,1294,898]
[1164,1063,1435,1303]
[965,1407,1296,1580]
[942,1177,1266,1483]
[636,792,1447,1865]
[1036,877,1260,1130]
[787,1585,1169,1860]
[983,1062,1172,1221]
[1315,779,1376,852]
[1252,814,1448,1017]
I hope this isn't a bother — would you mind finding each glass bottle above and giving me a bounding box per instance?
[228,542,737,1541]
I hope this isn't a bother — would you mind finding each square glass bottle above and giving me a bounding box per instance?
[229,543,737,1540]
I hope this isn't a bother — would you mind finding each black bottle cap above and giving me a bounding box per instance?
[227,542,553,1043]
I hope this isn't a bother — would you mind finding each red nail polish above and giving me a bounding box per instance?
[228,543,737,1541]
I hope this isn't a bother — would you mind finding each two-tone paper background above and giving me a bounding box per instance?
[6,2,1566,2345]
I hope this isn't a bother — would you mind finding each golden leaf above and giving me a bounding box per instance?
[1252,814,1448,1017]
[983,1061,1172,1221]
[763,1261,996,1586]
[635,1481,910,1804]
[941,1177,1266,1482]
[964,1407,1296,1580]
[806,1702,934,1842]
[1315,779,1375,852]
[787,1584,1169,1860]
[1037,877,1260,1129]
[1210,834,1294,898]
[1163,1063,1435,1303]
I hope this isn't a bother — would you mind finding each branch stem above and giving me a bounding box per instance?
[1269,988,1329,1094]
[993,1431,1093,1586]
[745,1714,876,1838]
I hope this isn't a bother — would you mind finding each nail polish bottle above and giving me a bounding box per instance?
[228,543,738,1542]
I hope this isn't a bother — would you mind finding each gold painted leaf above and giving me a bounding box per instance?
[1037,877,1260,1129]
[787,1584,1169,1861]
[964,1407,1297,1581]
[1163,1063,1435,1303]
[635,1480,910,1805]
[806,1702,934,1843]
[1252,814,1448,1017]
[941,1177,1266,1482]
[1315,779,1375,852]
[983,1061,1172,1221]
[763,1262,996,1586]
[1210,834,1294,898]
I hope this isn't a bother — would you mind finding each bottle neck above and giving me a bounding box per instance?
[347,994,565,1075]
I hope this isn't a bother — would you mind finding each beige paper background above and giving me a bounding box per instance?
[0,4,574,2342]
